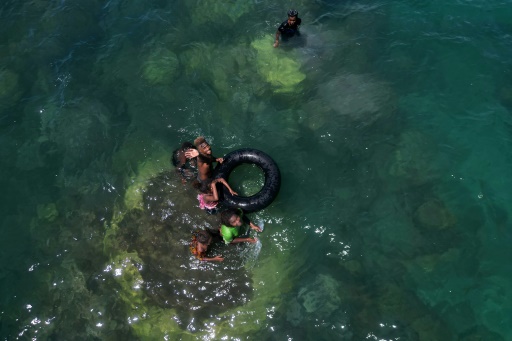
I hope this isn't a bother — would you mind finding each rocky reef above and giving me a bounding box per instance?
[251,37,306,94]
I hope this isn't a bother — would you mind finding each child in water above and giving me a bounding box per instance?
[189,230,224,262]
[194,178,237,213]
[185,137,224,186]
[171,141,197,184]
[220,208,262,244]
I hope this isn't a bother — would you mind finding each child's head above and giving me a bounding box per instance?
[181,141,195,150]
[192,179,211,193]
[287,9,298,17]
[221,208,243,227]
[196,230,212,245]
[194,136,212,155]
[172,142,195,166]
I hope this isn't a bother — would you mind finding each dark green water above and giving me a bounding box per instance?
[1,0,512,339]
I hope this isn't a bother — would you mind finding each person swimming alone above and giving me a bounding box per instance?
[274,9,302,48]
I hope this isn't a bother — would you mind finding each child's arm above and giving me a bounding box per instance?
[249,221,262,232]
[201,180,221,203]
[221,226,258,244]
[201,255,224,262]
[241,214,262,232]
[216,178,237,195]
[231,237,258,244]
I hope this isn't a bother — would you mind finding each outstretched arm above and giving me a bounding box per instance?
[241,214,262,232]
[216,178,237,195]
[201,255,224,262]
[249,221,262,232]
[231,237,258,244]
[202,178,238,203]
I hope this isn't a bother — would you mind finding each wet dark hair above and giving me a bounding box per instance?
[220,208,240,227]
[196,230,211,243]
[192,179,211,193]
[171,141,196,166]
[287,9,298,17]
[171,149,180,166]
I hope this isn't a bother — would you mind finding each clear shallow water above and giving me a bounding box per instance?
[1,0,512,339]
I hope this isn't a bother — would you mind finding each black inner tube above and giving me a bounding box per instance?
[213,148,281,213]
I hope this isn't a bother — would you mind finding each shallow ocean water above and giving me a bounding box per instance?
[1,0,512,340]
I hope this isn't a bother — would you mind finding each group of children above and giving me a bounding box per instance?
[172,137,262,262]
[174,9,302,262]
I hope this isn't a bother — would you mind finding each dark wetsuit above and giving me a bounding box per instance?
[278,18,302,38]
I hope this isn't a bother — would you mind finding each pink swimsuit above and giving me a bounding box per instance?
[198,194,218,210]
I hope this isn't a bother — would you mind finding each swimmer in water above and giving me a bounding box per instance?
[186,137,224,187]
[274,9,302,48]
[189,230,224,262]
[171,141,197,184]
[219,208,262,244]
[194,178,237,214]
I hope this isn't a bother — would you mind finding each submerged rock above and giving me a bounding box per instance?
[340,259,363,277]
[108,169,255,323]
[286,298,303,326]
[37,203,58,222]
[180,43,263,105]
[251,37,306,94]
[375,283,454,339]
[102,148,293,338]
[414,199,456,230]
[411,315,454,340]
[141,47,180,85]
[388,131,438,187]
[40,98,112,170]
[297,274,341,315]
[316,73,395,126]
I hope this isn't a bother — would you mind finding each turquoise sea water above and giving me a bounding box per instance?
[1,0,512,339]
